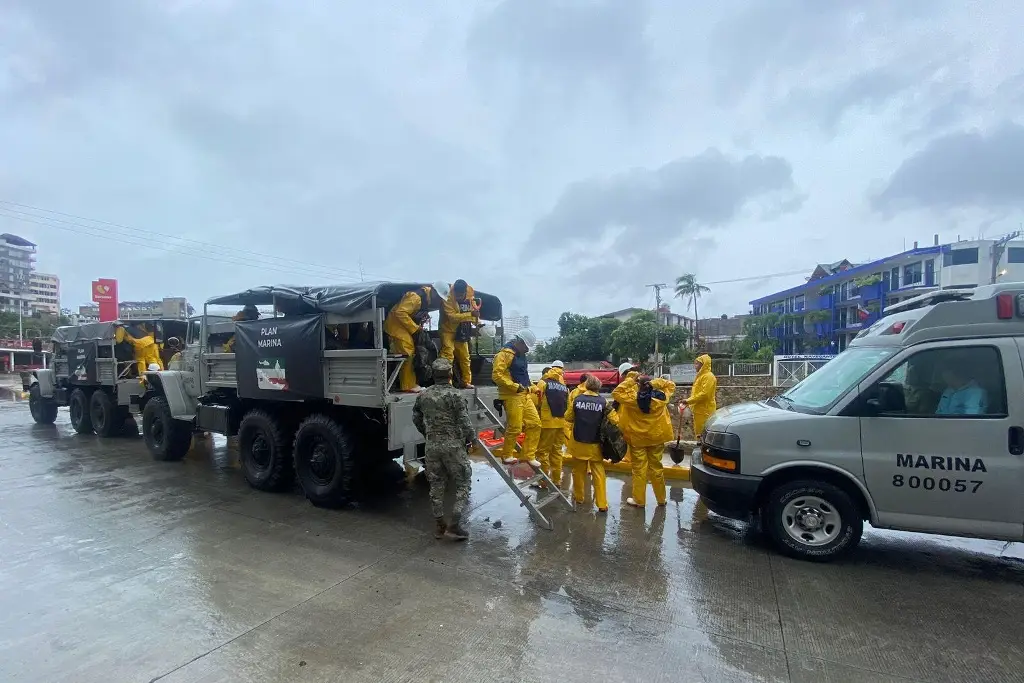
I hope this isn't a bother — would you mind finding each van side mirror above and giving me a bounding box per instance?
[864,397,882,416]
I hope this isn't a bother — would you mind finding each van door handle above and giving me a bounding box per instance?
[1009,426,1024,456]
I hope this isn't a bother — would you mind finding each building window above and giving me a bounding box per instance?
[904,262,922,285]
[839,282,849,301]
[1007,247,1024,264]
[943,247,979,266]
[890,267,900,288]
[795,294,805,311]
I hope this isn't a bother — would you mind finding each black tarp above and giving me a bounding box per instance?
[51,319,187,344]
[234,315,324,401]
[205,281,503,321]
[66,344,96,383]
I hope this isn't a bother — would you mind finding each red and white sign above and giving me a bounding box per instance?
[91,278,119,322]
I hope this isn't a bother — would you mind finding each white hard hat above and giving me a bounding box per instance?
[431,281,451,300]
[147,363,161,372]
[550,360,564,368]
[514,328,537,350]
[618,361,637,376]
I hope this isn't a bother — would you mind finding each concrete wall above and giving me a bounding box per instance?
[669,384,781,440]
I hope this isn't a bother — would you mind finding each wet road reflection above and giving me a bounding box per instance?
[0,401,1022,682]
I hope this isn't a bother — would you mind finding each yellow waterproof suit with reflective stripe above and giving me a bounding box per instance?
[439,284,477,386]
[613,376,676,506]
[685,354,718,437]
[384,287,435,391]
[115,326,162,376]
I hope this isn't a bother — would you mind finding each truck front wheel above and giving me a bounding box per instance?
[69,388,93,434]
[293,414,356,508]
[28,385,58,425]
[238,410,295,492]
[763,479,863,562]
[90,390,126,438]
[143,396,192,461]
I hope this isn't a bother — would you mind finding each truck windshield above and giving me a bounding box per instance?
[781,346,896,412]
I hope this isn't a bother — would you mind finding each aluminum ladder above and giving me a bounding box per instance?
[471,394,574,530]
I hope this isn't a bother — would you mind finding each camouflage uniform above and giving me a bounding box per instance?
[412,359,475,520]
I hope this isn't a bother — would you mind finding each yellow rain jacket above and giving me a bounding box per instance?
[612,375,676,448]
[383,287,436,340]
[439,284,477,340]
[685,354,718,436]
[534,367,568,429]
[492,344,532,400]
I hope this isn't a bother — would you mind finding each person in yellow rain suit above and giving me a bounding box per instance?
[439,279,480,388]
[682,354,718,437]
[491,329,541,466]
[223,304,260,352]
[613,372,676,508]
[610,362,639,465]
[115,323,163,376]
[384,282,448,392]
[534,361,569,486]
[565,375,612,511]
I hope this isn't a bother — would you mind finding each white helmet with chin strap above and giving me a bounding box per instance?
[513,329,537,351]
[431,281,451,301]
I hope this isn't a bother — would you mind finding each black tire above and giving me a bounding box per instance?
[293,414,356,508]
[69,388,94,434]
[142,396,192,461]
[90,390,125,438]
[28,385,58,425]
[238,409,295,492]
[764,479,863,562]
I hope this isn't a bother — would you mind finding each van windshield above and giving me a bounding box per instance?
[781,346,896,412]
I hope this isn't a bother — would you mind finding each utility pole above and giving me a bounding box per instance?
[990,230,1022,284]
[646,283,668,375]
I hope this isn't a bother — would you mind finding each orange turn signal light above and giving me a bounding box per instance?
[702,451,737,472]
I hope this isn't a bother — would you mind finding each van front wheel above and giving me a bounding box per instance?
[764,479,862,562]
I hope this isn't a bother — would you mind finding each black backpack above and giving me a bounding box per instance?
[412,329,438,386]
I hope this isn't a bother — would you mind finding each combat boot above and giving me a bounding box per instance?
[434,517,448,539]
[445,516,469,541]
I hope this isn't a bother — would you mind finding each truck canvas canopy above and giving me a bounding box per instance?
[205,281,503,321]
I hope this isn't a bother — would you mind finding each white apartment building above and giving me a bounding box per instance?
[29,272,60,315]
[503,311,531,336]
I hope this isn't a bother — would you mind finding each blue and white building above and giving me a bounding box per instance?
[750,235,1024,354]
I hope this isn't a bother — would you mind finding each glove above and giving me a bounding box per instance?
[517,384,528,393]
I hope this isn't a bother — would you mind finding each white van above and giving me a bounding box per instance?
[691,283,1024,561]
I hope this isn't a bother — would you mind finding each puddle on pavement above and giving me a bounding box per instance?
[0,385,26,402]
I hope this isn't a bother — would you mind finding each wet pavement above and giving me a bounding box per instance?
[1,395,1023,683]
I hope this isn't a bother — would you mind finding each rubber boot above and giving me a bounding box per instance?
[434,517,448,539]
[445,516,469,541]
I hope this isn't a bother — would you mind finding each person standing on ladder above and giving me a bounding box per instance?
[613,372,676,508]
[439,279,481,388]
[534,360,569,487]
[491,329,541,467]
[412,358,475,541]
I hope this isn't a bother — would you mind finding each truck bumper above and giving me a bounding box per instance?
[690,462,762,521]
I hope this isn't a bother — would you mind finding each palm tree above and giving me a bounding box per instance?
[674,273,711,343]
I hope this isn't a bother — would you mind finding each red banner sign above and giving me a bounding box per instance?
[91,278,119,322]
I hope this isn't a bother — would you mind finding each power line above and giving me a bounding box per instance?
[0,209,377,283]
[0,199,398,282]
[701,269,809,286]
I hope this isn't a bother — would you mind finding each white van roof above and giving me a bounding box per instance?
[851,281,1024,348]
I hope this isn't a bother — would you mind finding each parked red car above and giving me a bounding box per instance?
[561,361,623,390]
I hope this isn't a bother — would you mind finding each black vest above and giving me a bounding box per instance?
[572,394,606,444]
[544,379,569,418]
[503,342,531,387]
[454,297,473,342]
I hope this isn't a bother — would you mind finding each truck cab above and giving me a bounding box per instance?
[691,283,1024,561]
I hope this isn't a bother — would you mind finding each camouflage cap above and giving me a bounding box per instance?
[431,358,453,374]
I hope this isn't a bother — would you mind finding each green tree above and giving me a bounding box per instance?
[532,312,623,362]
[609,311,690,369]
[674,273,711,335]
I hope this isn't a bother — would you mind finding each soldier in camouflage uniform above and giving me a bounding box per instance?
[412,358,475,541]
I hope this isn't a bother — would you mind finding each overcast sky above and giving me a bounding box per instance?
[2,1,1022,337]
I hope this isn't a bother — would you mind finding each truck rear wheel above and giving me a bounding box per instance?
[293,414,356,508]
[28,385,58,425]
[238,410,295,492]
[763,479,863,562]
[69,389,93,434]
[143,396,192,461]
[90,390,126,438]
